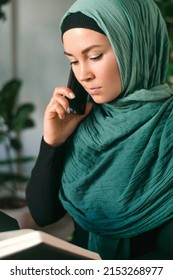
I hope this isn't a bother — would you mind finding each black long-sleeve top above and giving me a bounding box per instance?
[26,138,66,227]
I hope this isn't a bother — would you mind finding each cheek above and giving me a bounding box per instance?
[104,63,121,89]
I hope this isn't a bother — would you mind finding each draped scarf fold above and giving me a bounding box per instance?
[59,0,173,259]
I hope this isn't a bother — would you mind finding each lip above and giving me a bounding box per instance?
[86,87,101,95]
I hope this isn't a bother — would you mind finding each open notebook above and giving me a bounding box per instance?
[0,229,101,260]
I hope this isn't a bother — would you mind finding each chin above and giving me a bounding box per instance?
[92,97,115,104]
[91,96,107,104]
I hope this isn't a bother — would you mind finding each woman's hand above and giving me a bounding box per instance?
[43,86,93,146]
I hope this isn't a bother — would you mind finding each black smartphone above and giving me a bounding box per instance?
[67,68,88,114]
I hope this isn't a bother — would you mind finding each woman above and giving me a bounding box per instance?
[26,0,173,259]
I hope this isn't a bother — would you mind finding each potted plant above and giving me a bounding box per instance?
[0,79,35,209]
[0,0,35,209]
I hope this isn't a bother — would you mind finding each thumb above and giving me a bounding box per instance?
[84,102,93,116]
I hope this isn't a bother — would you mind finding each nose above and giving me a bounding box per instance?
[78,64,94,82]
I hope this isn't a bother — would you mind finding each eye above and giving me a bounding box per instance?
[70,60,78,65]
[90,54,103,61]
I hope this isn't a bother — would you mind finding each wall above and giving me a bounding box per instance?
[0,0,75,177]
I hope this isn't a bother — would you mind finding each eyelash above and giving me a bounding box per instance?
[70,61,78,65]
[90,53,103,61]
[70,54,103,65]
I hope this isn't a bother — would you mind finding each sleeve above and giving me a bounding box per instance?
[26,137,67,227]
[0,211,20,232]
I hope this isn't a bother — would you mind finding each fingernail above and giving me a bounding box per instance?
[67,107,71,114]
[69,92,75,99]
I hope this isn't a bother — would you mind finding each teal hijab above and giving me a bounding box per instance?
[59,0,173,259]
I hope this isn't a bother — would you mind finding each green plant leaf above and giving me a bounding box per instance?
[0,0,10,21]
[0,0,11,5]
[0,79,22,121]
[22,118,35,129]
[0,10,5,20]
[0,172,29,183]
[0,156,35,165]
[11,103,35,131]
[10,137,22,151]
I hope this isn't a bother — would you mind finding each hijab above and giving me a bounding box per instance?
[59,0,173,259]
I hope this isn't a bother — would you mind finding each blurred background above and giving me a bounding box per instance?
[0,0,75,198]
[0,0,76,238]
[0,0,173,212]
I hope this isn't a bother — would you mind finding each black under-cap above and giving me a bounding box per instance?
[61,11,105,36]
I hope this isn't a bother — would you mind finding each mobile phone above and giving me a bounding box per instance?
[67,68,88,114]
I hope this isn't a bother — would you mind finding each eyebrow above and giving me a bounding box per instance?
[64,44,102,56]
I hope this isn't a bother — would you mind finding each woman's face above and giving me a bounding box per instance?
[63,28,122,104]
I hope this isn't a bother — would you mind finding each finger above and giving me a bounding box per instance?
[55,102,67,120]
[52,88,75,113]
[48,93,69,114]
[46,100,67,120]
[54,94,71,114]
[53,87,75,100]
[84,102,93,116]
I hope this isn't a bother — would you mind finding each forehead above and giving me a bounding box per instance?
[63,28,110,53]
